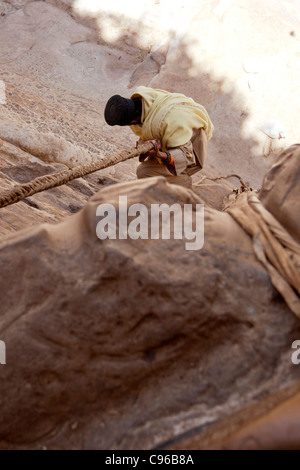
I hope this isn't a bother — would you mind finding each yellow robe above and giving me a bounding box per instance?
[130,86,214,151]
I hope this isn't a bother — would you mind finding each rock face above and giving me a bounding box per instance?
[0,163,299,449]
[259,145,300,244]
[1,0,299,188]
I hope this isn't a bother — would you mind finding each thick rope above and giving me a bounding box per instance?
[0,142,154,208]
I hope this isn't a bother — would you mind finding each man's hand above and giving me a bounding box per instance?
[146,139,161,153]
[145,139,168,160]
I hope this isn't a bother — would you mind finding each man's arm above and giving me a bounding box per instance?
[166,142,195,175]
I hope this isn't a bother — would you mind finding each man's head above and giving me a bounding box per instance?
[104,95,141,126]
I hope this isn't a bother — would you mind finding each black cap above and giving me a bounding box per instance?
[104,95,136,126]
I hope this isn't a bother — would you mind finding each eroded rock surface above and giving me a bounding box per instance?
[0,168,299,449]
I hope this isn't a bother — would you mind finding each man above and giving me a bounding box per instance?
[104,86,214,188]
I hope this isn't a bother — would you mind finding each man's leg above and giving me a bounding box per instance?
[136,159,192,188]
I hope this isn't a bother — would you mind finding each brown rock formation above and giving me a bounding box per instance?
[0,148,299,448]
